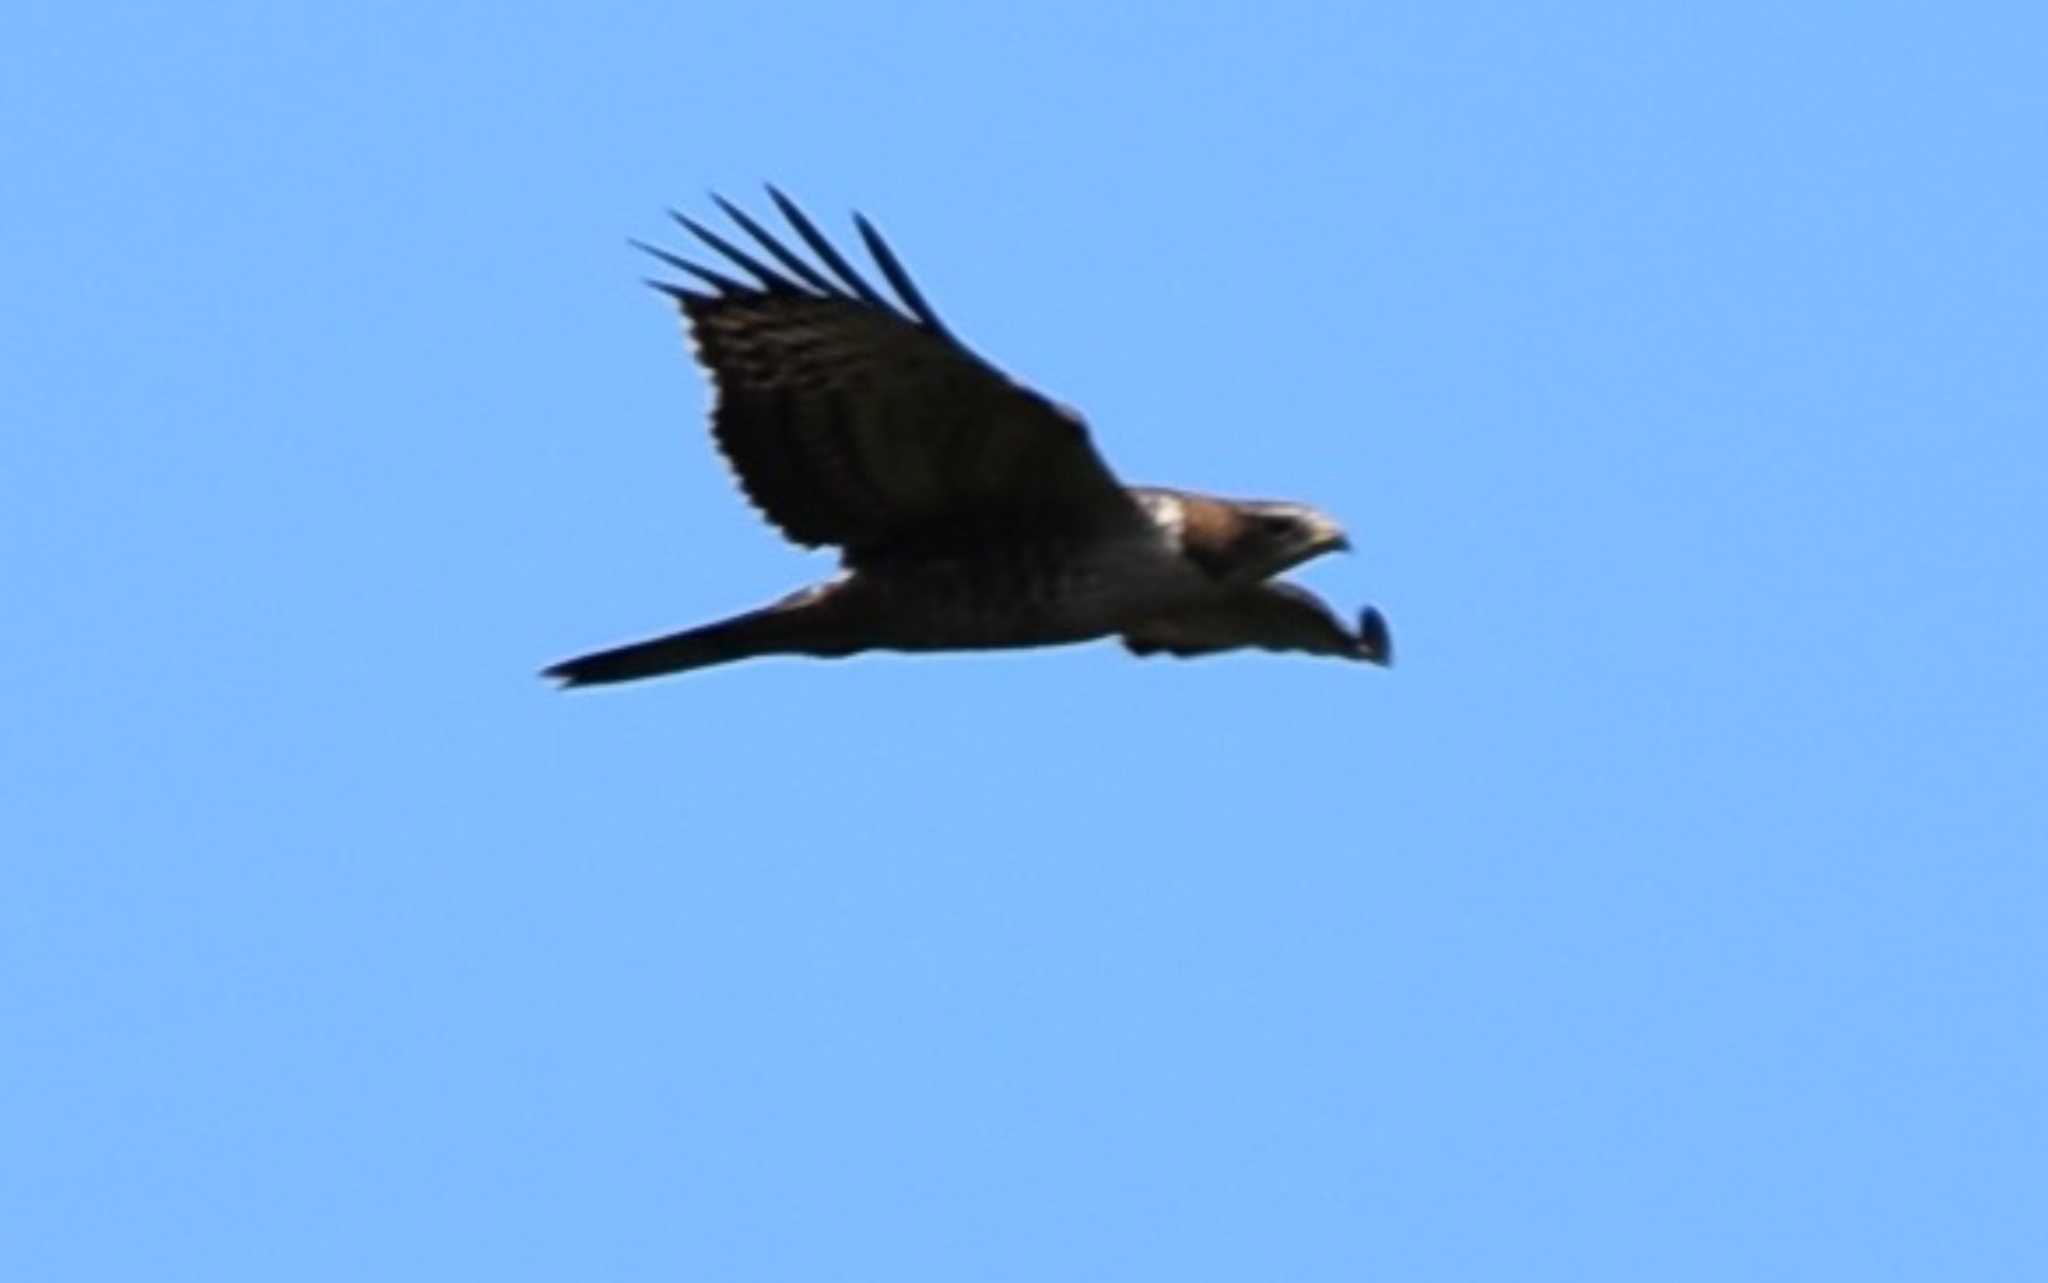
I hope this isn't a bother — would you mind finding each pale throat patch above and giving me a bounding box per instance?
[1136,491,1186,546]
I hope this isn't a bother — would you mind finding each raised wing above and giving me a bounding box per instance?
[1122,583,1392,665]
[643,188,1144,559]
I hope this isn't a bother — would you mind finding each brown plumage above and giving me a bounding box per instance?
[1123,584,1393,664]
[544,189,1392,687]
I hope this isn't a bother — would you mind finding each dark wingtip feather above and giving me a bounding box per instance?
[642,277,711,306]
[853,212,949,335]
[712,192,846,297]
[763,184,891,310]
[629,238,745,296]
[1357,607,1393,667]
[668,210,799,293]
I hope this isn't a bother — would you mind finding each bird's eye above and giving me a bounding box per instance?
[1259,516,1297,538]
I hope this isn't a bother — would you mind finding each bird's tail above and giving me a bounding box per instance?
[543,589,858,688]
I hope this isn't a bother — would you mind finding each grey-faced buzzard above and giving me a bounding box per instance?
[545,189,1391,686]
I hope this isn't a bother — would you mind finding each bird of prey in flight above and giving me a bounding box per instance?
[544,188,1391,687]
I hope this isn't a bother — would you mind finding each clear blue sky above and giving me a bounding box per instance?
[6,3,2044,1279]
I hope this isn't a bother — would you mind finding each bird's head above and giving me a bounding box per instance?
[1209,499,1352,580]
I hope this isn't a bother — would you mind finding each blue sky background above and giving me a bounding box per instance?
[6,3,2044,1278]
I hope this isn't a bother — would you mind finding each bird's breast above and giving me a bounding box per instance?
[849,534,1206,648]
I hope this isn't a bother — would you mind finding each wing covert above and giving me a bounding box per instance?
[646,190,1143,557]
[1122,583,1391,664]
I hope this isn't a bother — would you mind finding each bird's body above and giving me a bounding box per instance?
[545,191,1390,687]
[836,542,1192,648]
[835,505,1223,648]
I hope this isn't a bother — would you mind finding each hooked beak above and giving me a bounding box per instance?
[1306,514,1351,555]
